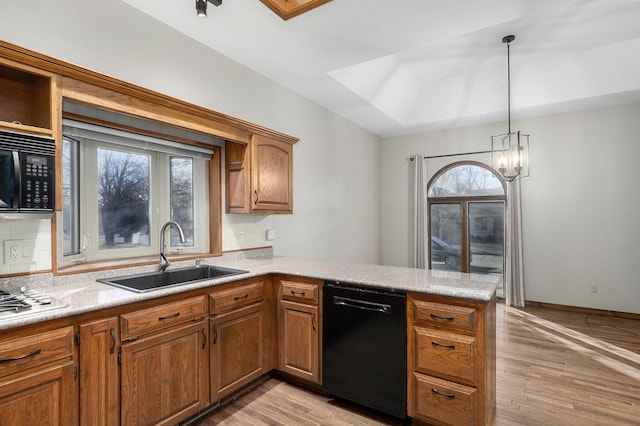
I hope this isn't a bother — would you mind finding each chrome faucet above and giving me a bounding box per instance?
[159,221,186,272]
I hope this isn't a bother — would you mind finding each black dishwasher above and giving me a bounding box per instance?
[322,281,407,419]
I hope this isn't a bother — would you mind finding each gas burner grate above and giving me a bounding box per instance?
[0,288,68,323]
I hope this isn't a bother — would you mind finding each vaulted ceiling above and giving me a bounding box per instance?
[124,0,640,137]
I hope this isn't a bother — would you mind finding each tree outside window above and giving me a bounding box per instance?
[170,157,194,246]
[97,148,150,249]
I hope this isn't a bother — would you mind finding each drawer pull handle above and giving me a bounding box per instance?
[233,294,249,301]
[432,388,456,399]
[432,341,456,349]
[0,348,42,364]
[158,312,180,321]
[110,327,116,354]
[291,290,306,296]
[201,328,207,349]
[430,313,455,321]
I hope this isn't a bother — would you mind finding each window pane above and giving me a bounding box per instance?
[428,164,504,197]
[170,157,194,246]
[62,137,80,256]
[97,148,150,250]
[469,202,504,276]
[430,203,462,271]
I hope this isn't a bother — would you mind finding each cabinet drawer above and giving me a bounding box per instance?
[280,280,319,304]
[414,326,477,385]
[413,300,476,332]
[210,281,264,314]
[0,326,74,378]
[120,296,206,340]
[412,372,476,426]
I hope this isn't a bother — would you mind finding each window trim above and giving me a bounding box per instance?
[58,122,211,268]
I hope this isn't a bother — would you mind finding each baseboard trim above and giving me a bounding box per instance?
[524,300,640,320]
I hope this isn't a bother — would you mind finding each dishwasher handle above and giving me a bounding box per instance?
[332,296,391,314]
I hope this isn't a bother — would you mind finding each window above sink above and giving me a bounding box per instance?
[58,106,221,269]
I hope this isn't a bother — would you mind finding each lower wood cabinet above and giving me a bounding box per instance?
[209,277,272,401]
[407,294,496,426]
[120,320,209,426]
[278,300,319,382]
[79,317,119,426]
[276,275,321,384]
[0,362,76,425]
[1,273,496,425]
[0,326,76,426]
[210,302,267,400]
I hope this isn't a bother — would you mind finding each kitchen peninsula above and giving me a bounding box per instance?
[0,255,497,426]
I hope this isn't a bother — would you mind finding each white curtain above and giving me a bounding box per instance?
[411,155,427,269]
[505,179,525,307]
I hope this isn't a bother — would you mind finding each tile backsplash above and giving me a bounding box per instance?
[0,219,52,275]
[0,215,272,275]
[222,214,274,252]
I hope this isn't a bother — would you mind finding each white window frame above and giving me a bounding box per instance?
[59,120,211,267]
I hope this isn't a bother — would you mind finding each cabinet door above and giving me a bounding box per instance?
[120,321,209,426]
[251,134,293,213]
[0,362,76,425]
[278,299,320,383]
[225,141,251,213]
[210,302,266,401]
[79,318,119,426]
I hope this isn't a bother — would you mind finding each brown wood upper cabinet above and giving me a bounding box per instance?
[226,133,294,214]
[0,57,57,137]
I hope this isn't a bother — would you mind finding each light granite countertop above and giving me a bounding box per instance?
[0,256,499,331]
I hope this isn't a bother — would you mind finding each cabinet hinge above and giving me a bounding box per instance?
[74,366,78,381]
[75,331,81,346]
[117,352,121,365]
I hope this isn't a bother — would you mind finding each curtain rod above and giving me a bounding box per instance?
[418,149,493,160]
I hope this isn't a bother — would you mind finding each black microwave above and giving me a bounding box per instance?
[0,129,55,219]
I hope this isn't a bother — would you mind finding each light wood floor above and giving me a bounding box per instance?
[191,303,640,425]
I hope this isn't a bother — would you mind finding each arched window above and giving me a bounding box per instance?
[427,161,506,296]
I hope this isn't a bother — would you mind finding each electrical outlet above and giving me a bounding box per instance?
[590,284,598,294]
[3,239,35,265]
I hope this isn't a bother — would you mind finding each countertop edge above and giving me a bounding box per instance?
[0,257,499,331]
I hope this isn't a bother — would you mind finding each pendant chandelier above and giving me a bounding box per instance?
[491,35,529,182]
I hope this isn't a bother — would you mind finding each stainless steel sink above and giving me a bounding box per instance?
[97,265,249,293]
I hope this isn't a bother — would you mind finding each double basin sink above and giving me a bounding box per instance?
[98,265,249,293]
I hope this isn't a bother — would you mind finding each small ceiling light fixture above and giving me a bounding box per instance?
[196,0,222,18]
[491,35,530,182]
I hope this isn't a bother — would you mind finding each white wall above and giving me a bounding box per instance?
[0,0,382,270]
[383,102,640,314]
